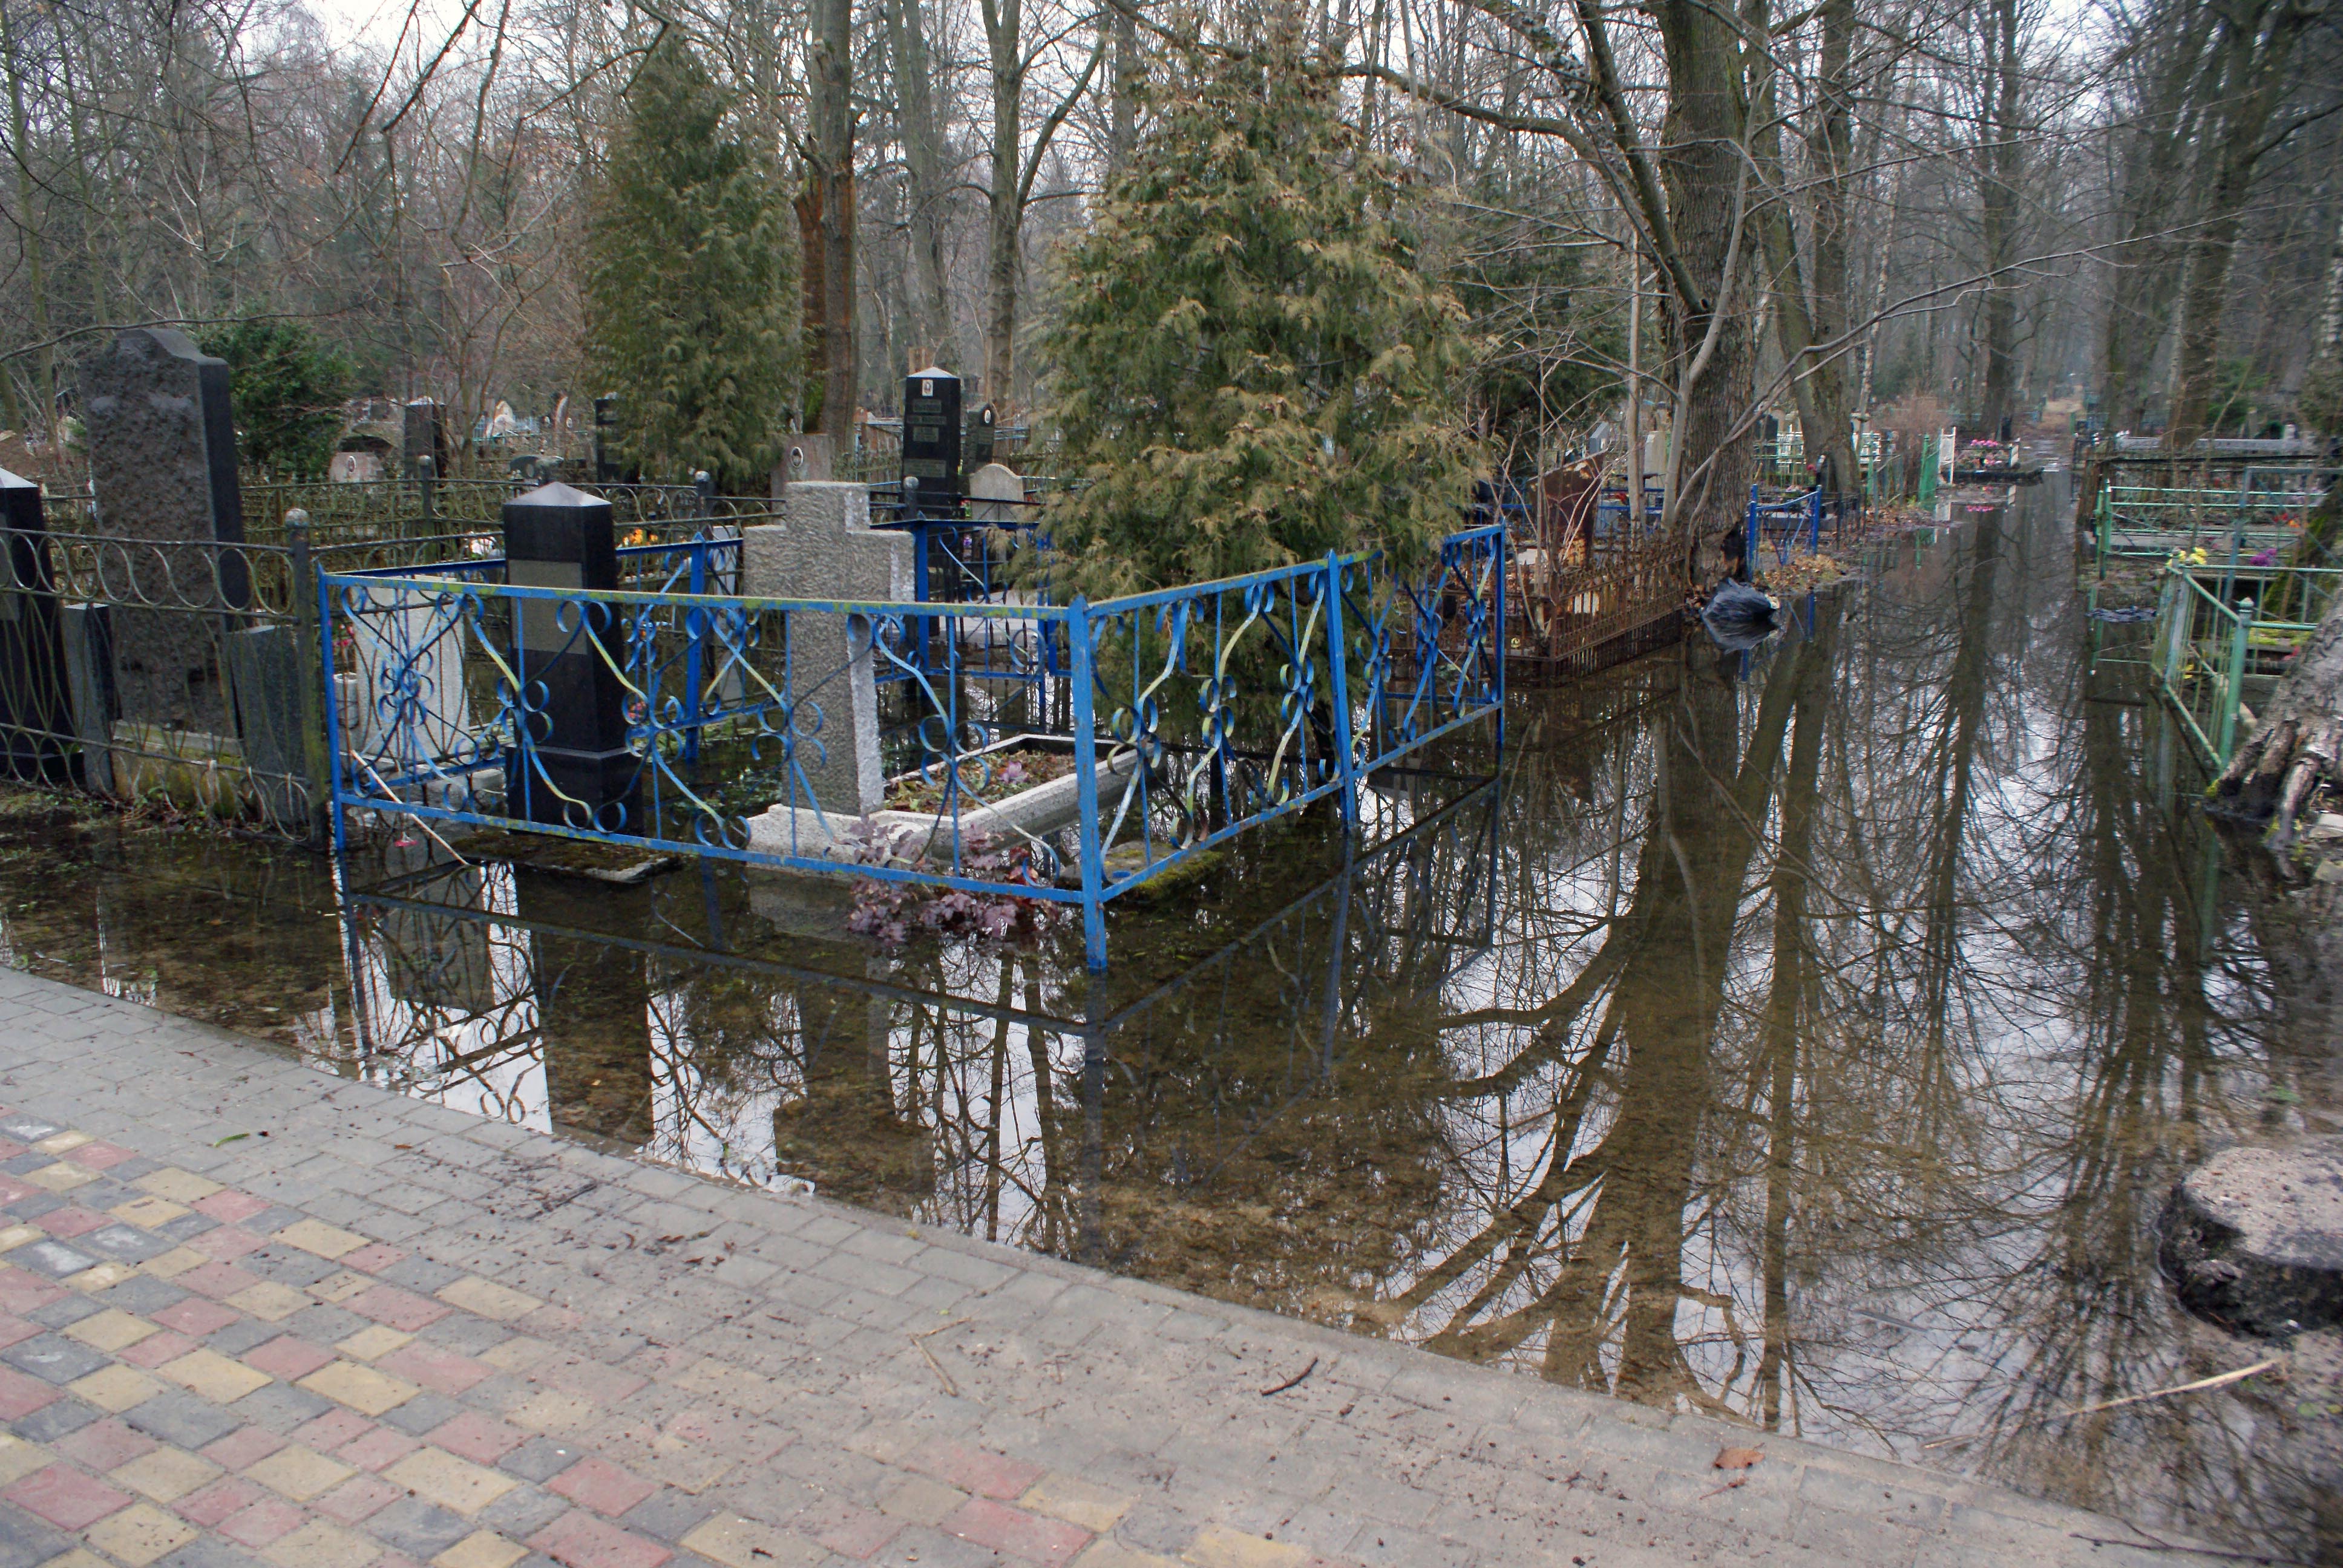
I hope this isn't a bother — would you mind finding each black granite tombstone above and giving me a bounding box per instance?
[500,482,642,828]
[77,327,249,737]
[0,470,70,783]
[965,402,997,481]
[901,368,962,508]
[402,398,448,480]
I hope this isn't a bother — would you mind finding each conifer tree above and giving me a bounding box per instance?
[1039,33,1482,599]
[586,41,798,491]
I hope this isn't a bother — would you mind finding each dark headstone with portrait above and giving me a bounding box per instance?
[901,368,962,509]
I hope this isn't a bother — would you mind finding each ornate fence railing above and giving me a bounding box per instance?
[2091,480,2331,577]
[2150,561,2343,768]
[320,524,1504,969]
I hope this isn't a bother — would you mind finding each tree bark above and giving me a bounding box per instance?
[982,0,1024,410]
[2164,0,2305,450]
[888,0,952,367]
[1975,0,2024,439]
[2215,573,2343,840]
[801,0,857,434]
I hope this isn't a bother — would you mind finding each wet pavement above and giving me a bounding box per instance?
[0,476,2338,1560]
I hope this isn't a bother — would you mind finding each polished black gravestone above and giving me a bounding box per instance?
[76,327,249,736]
[0,469,70,783]
[501,483,642,829]
[901,367,962,509]
[402,398,448,480]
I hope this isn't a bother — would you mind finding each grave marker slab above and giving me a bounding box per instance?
[900,368,962,509]
[76,327,248,736]
[0,469,70,783]
[740,482,910,817]
[501,482,641,829]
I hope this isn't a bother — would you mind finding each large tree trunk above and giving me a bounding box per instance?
[888,0,952,367]
[801,0,857,434]
[2164,0,2304,449]
[1975,0,2023,439]
[982,0,1024,411]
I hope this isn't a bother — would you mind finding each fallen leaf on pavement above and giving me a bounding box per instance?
[1714,1447,1765,1470]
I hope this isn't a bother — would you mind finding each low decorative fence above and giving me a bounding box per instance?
[321,524,1504,969]
[1743,486,1864,576]
[2091,480,2330,577]
[2149,560,2343,768]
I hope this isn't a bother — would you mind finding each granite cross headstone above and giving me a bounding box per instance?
[76,327,249,737]
[741,482,911,817]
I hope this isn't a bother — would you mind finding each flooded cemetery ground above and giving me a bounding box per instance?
[2,477,2339,1560]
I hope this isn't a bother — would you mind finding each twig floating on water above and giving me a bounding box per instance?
[1260,1357,1317,1396]
[2070,1525,2313,1566]
[1921,1359,2281,1449]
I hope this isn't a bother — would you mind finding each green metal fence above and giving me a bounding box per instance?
[2151,561,2343,768]
[2094,476,2333,577]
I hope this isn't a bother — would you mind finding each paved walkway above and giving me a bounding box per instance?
[0,970,2197,1568]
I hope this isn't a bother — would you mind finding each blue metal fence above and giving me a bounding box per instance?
[321,524,1504,970]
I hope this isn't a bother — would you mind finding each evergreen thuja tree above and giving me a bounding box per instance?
[1039,39,1482,600]
[586,42,798,490]
[199,318,356,477]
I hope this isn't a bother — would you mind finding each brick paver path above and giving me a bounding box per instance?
[0,970,2191,1568]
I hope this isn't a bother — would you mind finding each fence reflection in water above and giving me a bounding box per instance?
[323,523,1506,967]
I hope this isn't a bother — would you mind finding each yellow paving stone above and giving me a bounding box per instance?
[680,1513,825,1568]
[261,1518,381,1568]
[433,1532,528,1568]
[312,1270,372,1304]
[298,1359,419,1416]
[110,1446,221,1503]
[70,1260,136,1293]
[0,1434,50,1486]
[21,1160,96,1193]
[876,1475,966,1525]
[141,1246,209,1279]
[70,1364,162,1413]
[108,1196,189,1230]
[0,1224,43,1251]
[505,1388,596,1434]
[67,1308,160,1353]
[1072,1545,1181,1568]
[642,1434,735,1494]
[435,1276,540,1321]
[477,1334,552,1374]
[34,1130,93,1154]
[274,1219,367,1259]
[247,1445,355,1501]
[133,1167,221,1203]
[1020,1474,1133,1533]
[1182,1526,1311,1568]
[336,1324,413,1361]
[159,1348,272,1403]
[225,1281,312,1322]
[384,1448,519,1516]
[84,1502,197,1567]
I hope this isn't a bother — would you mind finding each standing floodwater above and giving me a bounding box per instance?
[0,476,2335,1558]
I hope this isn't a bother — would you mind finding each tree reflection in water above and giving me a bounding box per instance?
[0,482,2332,1555]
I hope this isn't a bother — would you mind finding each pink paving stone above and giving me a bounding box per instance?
[941,1498,1091,1568]
[217,1495,307,1547]
[36,1206,108,1238]
[907,1441,1046,1502]
[192,1190,271,1223]
[377,1344,491,1396]
[810,1504,902,1560]
[120,1329,202,1370]
[426,1411,526,1465]
[0,1175,34,1205]
[64,1141,137,1171]
[243,1335,336,1381]
[548,1457,658,1518]
[529,1508,673,1568]
[0,1138,21,1159]
[0,1312,40,1350]
[154,1298,241,1338]
[344,1283,450,1331]
[57,1418,160,1472]
[175,1261,262,1299]
[335,1426,420,1472]
[336,1243,405,1275]
[290,1410,376,1452]
[199,1427,290,1471]
[192,1226,266,1263]
[3,1465,134,1530]
[0,1269,64,1314]
[175,1475,266,1527]
[0,1365,61,1420]
[313,1471,404,1524]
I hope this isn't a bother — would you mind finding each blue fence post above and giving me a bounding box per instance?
[683,537,708,765]
[1490,526,1507,748]
[318,572,347,854]
[1745,485,1759,578]
[1808,488,1821,554]
[1322,552,1358,834]
[1067,596,1107,970]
